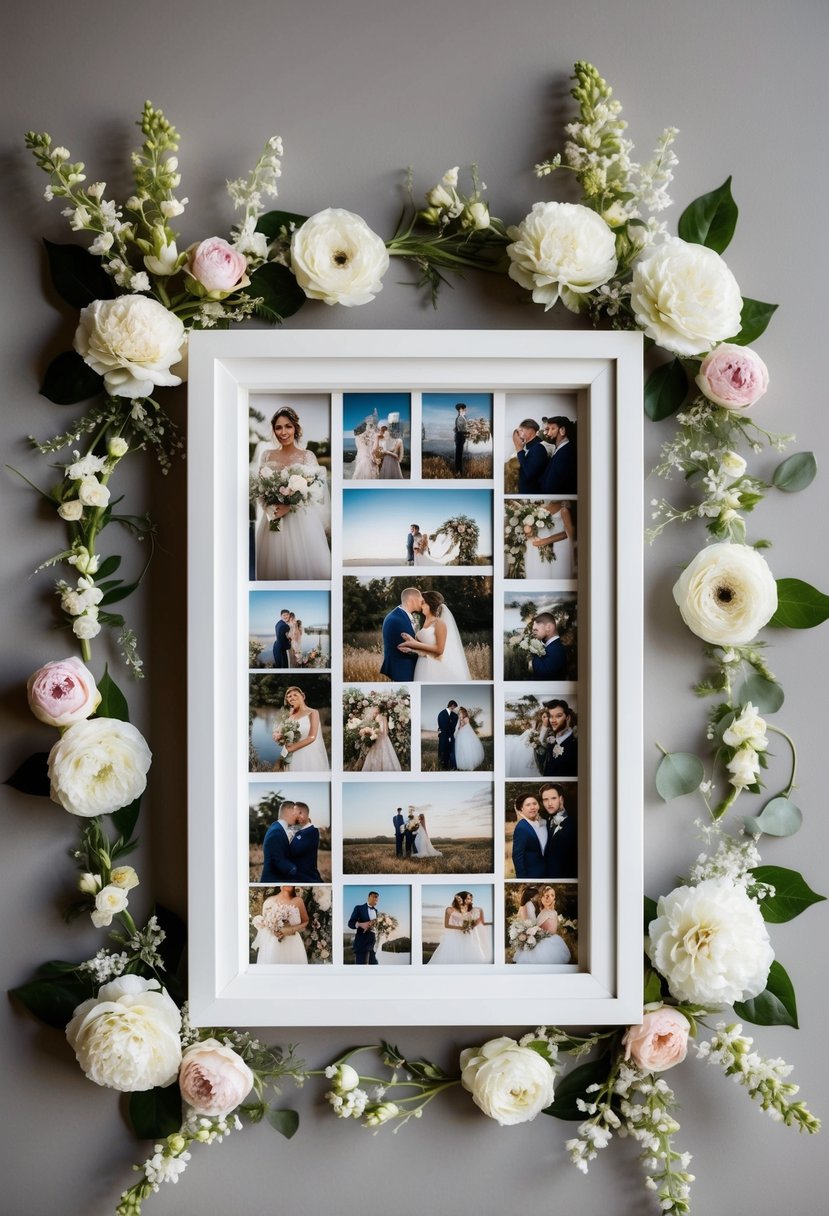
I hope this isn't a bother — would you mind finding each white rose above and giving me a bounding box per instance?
[66,976,182,1091]
[647,877,773,1005]
[290,208,390,307]
[286,474,310,497]
[91,883,129,928]
[630,238,743,356]
[72,612,102,640]
[58,500,84,521]
[720,450,747,479]
[48,717,152,817]
[460,1036,555,1126]
[74,295,186,398]
[672,542,778,645]
[77,477,111,508]
[726,746,761,790]
[506,201,618,312]
[722,703,768,752]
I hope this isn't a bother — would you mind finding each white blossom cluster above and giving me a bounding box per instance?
[228,135,284,265]
[688,823,768,895]
[182,1111,244,1145]
[419,165,491,232]
[127,914,167,969]
[697,1024,821,1131]
[78,948,130,983]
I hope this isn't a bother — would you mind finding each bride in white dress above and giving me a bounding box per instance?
[513,885,571,965]
[275,686,330,772]
[254,407,331,581]
[360,708,402,772]
[373,425,404,479]
[413,812,442,858]
[427,892,487,964]
[524,500,575,580]
[351,422,379,480]
[398,590,471,682]
[454,708,485,771]
[505,708,548,778]
[413,532,459,567]
[251,888,309,964]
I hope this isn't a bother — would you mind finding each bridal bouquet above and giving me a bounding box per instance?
[508,917,552,952]
[373,912,399,946]
[505,504,559,578]
[253,903,294,935]
[251,464,327,532]
[510,633,547,658]
[465,417,492,445]
[271,715,302,763]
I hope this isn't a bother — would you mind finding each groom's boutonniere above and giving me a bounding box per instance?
[552,810,566,835]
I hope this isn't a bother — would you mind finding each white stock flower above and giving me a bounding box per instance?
[460,1036,556,1126]
[647,877,773,1005]
[89,232,114,256]
[726,746,761,790]
[290,208,389,307]
[67,452,107,479]
[672,543,778,645]
[144,238,180,276]
[74,295,186,398]
[506,201,618,312]
[108,436,129,459]
[723,704,768,752]
[110,865,140,890]
[91,883,130,928]
[66,976,182,1091]
[72,612,102,640]
[48,717,152,817]
[630,238,743,356]
[77,477,111,508]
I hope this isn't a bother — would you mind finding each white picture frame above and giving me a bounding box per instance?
[187,329,643,1027]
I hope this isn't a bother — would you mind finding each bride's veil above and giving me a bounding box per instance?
[438,605,471,680]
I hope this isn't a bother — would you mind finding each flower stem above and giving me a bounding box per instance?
[766,724,798,797]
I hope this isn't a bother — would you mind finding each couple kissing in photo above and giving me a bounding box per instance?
[380,587,470,683]
[260,799,322,883]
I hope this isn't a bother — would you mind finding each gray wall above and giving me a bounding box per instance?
[2,2,827,1213]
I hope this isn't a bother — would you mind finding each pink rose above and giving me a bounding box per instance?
[185,238,249,297]
[696,343,769,411]
[622,1007,690,1072]
[27,657,101,727]
[178,1038,254,1116]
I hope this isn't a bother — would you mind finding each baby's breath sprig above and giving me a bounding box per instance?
[319,1042,460,1130]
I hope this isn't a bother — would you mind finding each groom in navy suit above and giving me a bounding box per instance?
[260,800,298,882]
[348,890,380,965]
[380,586,422,682]
[289,802,322,882]
[541,416,577,494]
[529,612,568,680]
[406,524,418,566]
[512,419,547,492]
[437,700,459,770]
[511,794,550,879]
[273,609,292,668]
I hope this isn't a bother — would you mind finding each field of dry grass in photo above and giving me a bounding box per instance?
[343,838,493,875]
[343,633,491,682]
[421,454,493,480]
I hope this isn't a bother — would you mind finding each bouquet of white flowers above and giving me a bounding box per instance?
[508,916,552,951]
[271,715,303,763]
[251,464,327,532]
[465,417,491,444]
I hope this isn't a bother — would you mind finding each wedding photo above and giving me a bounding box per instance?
[343,575,493,683]
[249,674,332,773]
[504,692,579,780]
[505,881,578,966]
[504,498,577,581]
[504,781,578,880]
[421,392,493,480]
[503,392,578,496]
[248,395,332,581]
[343,686,411,772]
[419,685,493,772]
[249,589,331,670]
[248,885,333,966]
[341,487,493,568]
[341,781,494,875]
[249,783,332,884]
[422,885,494,965]
[343,885,411,966]
[503,592,578,682]
[342,392,411,481]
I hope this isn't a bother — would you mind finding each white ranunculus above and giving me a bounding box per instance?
[48,717,152,817]
[506,201,618,312]
[460,1036,556,1126]
[290,208,390,307]
[77,477,111,508]
[66,976,182,1091]
[630,238,743,356]
[648,878,773,1005]
[91,883,129,928]
[72,612,102,641]
[74,295,186,398]
[672,542,778,645]
[722,703,768,752]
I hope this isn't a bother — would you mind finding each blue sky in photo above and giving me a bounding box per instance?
[342,781,492,840]
[249,590,330,634]
[422,392,492,443]
[342,487,492,562]
[422,884,494,940]
[420,685,493,734]
[343,884,411,937]
[343,393,411,436]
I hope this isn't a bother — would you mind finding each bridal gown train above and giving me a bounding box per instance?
[254,450,331,581]
[361,729,402,772]
[513,905,571,965]
[524,509,574,580]
[413,822,442,858]
[413,614,471,683]
[505,729,542,778]
[352,431,379,480]
[252,904,308,964]
[282,714,330,772]
[427,911,486,964]
[454,722,485,771]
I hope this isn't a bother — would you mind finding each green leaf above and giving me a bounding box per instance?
[99,580,140,606]
[773,452,817,494]
[40,350,104,405]
[96,667,130,722]
[734,959,798,1029]
[770,578,829,629]
[644,359,688,421]
[246,262,306,324]
[644,967,663,1004]
[43,238,115,309]
[95,555,123,580]
[750,866,826,923]
[267,1107,300,1138]
[729,297,778,346]
[644,895,659,932]
[743,795,802,837]
[255,210,310,241]
[543,1056,611,1121]
[655,751,705,801]
[4,752,51,797]
[128,1084,183,1140]
[677,177,738,253]
[10,973,91,1029]
[110,797,141,844]
[737,675,784,713]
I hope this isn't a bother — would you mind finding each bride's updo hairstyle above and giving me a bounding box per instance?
[283,685,307,707]
[270,406,302,442]
[422,590,445,618]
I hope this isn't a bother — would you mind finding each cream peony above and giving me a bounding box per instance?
[27,657,101,727]
[460,1036,556,1126]
[507,201,618,312]
[647,878,773,1005]
[630,238,743,356]
[623,1008,690,1071]
[74,295,186,398]
[66,976,182,1091]
[178,1038,254,1116]
[696,344,769,411]
[672,542,778,645]
[48,717,152,817]
[290,208,389,307]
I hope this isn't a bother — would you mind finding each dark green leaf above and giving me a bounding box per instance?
[770,578,829,629]
[246,262,306,324]
[99,581,140,607]
[773,452,817,494]
[677,177,738,253]
[544,1056,611,1120]
[644,359,688,421]
[110,797,141,845]
[4,752,51,797]
[95,555,123,580]
[734,960,798,1029]
[267,1107,300,1139]
[34,960,86,977]
[729,297,778,346]
[10,974,90,1029]
[43,238,115,309]
[644,895,658,932]
[655,751,704,801]
[40,350,104,405]
[744,796,803,838]
[154,904,188,979]
[128,1084,183,1140]
[644,967,663,1004]
[737,675,784,714]
[96,667,130,722]
[750,866,826,923]
[255,210,310,241]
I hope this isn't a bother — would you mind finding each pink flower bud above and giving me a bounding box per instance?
[27,657,101,727]
[622,1007,690,1072]
[696,343,769,411]
[186,238,249,296]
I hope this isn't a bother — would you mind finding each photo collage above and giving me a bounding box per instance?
[247,389,579,970]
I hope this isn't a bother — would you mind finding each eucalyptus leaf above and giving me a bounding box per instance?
[728,297,778,346]
[737,675,785,714]
[677,178,738,253]
[655,751,704,801]
[543,1056,611,1121]
[4,752,51,797]
[734,960,798,1029]
[773,452,817,494]
[749,866,826,923]
[267,1108,300,1139]
[129,1085,183,1140]
[255,210,310,241]
[644,359,687,421]
[97,667,129,722]
[40,350,104,405]
[43,238,115,309]
[770,578,829,629]
[246,262,306,323]
[743,796,802,837]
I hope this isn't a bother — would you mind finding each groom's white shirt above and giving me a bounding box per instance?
[366,905,377,920]
[528,820,549,849]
